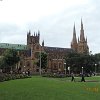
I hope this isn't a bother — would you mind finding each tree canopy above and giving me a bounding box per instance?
[0,49,20,72]
[37,52,47,69]
[65,52,97,73]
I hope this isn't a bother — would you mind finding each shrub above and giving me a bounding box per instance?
[0,73,31,82]
[42,73,66,78]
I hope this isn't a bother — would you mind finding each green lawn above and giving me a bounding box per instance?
[0,76,100,100]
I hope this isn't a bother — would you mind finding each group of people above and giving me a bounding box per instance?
[71,73,85,82]
[22,69,30,76]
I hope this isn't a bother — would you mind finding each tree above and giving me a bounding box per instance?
[0,49,20,72]
[65,52,81,73]
[0,56,6,69]
[94,53,100,73]
[65,52,96,74]
[94,53,100,63]
[37,52,47,69]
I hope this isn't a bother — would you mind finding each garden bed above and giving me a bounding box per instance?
[0,73,31,82]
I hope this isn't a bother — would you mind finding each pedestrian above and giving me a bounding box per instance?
[71,72,75,82]
[27,69,30,76]
[81,74,85,82]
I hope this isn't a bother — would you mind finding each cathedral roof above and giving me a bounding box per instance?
[44,46,73,53]
[0,43,27,50]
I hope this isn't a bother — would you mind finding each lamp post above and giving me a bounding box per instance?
[68,66,70,75]
[82,67,83,74]
[40,50,42,75]
[24,66,25,71]
[23,66,25,75]
[95,64,97,75]
[64,63,66,75]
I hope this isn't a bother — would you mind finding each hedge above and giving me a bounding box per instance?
[0,73,31,82]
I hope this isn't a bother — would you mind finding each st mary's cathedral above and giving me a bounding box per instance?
[0,19,89,73]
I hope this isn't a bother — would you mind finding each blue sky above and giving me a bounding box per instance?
[0,0,100,54]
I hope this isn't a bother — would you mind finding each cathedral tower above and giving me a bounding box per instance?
[27,30,40,48]
[77,19,89,54]
[71,23,78,52]
[71,19,89,54]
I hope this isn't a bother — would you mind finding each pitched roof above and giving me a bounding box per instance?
[44,46,73,53]
[0,43,27,50]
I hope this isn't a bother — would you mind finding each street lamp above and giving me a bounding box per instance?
[23,66,25,75]
[24,66,25,71]
[95,64,97,75]
[68,66,70,75]
[39,50,42,75]
[82,67,83,74]
[64,63,66,75]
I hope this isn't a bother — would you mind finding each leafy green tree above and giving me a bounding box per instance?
[0,56,6,69]
[65,52,96,73]
[37,52,47,69]
[94,53,100,63]
[94,53,100,72]
[0,49,20,72]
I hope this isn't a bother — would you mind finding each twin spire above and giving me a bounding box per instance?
[71,19,88,53]
[72,19,87,44]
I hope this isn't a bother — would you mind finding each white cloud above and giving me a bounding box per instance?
[0,0,100,54]
[0,0,88,25]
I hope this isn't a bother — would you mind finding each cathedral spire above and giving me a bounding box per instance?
[38,30,40,36]
[71,23,77,51]
[86,37,87,42]
[42,40,44,47]
[80,18,85,41]
[78,37,79,42]
[81,18,83,30]
[72,23,77,44]
[29,30,31,35]
[71,20,89,54]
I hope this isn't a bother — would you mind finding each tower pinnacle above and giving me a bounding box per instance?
[42,40,44,47]
[80,18,85,41]
[72,23,77,44]
[71,23,77,51]
[81,18,83,30]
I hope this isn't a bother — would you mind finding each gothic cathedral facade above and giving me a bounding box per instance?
[0,19,89,73]
[71,19,89,54]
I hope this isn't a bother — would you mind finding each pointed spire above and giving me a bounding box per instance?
[42,40,44,47]
[73,22,76,33]
[81,18,83,30]
[72,23,77,44]
[80,18,85,41]
[36,32,37,36]
[78,37,79,42]
[86,37,87,42]
[29,30,31,35]
[38,30,40,36]
[34,32,35,36]
[71,23,78,52]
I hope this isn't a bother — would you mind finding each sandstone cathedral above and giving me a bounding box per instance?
[0,19,89,74]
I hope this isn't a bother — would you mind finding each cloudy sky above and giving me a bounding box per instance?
[0,0,100,54]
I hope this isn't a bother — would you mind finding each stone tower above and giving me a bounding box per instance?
[71,19,89,54]
[27,30,41,59]
[27,30,40,48]
[77,19,89,54]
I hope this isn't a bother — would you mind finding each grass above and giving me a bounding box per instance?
[0,76,100,100]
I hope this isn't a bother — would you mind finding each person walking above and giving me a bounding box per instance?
[71,72,75,82]
[27,69,30,76]
[81,74,85,82]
